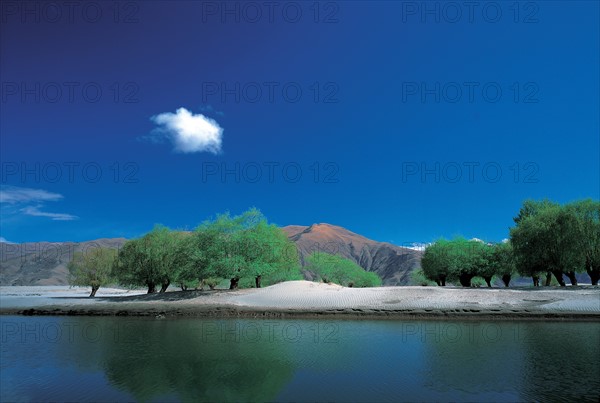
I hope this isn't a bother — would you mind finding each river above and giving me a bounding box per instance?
[1,316,598,402]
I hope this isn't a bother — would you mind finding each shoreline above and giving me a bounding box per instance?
[1,281,599,321]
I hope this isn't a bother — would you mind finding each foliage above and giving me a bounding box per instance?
[68,247,117,296]
[421,239,453,285]
[566,199,600,284]
[410,268,437,286]
[306,252,382,287]
[113,225,184,293]
[192,208,301,288]
[510,199,587,285]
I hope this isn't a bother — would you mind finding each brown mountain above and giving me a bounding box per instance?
[0,224,422,286]
[282,223,422,285]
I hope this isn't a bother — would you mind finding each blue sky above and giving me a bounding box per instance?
[1,1,598,245]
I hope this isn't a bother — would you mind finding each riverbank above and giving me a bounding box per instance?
[1,281,599,320]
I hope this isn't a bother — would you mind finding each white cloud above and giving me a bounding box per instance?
[0,186,77,221]
[150,107,223,154]
[0,186,63,204]
[0,237,16,244]
[20,206,78,221]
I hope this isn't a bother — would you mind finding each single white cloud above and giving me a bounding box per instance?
[0,186,63,204]
[150,107,223,154]
[20,206,78,221]
[0,237,16,244]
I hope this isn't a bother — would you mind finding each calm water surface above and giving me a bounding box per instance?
[1,316,598,402]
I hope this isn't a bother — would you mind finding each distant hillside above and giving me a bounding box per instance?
[0,224,422,286]
[0,239,127,286]
[282,223,422,286]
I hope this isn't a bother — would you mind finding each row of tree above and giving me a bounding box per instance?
[68,208,383,296]
[421,199,600,287]
[421,238,514,287]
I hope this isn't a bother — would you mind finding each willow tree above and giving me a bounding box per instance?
[421,239,453,286]
[491,241,516,287]
[68,247,116,297]
[567,199,600,285]
[511,200,584,286]
[306,252,382,287]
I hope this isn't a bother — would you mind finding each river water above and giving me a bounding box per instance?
[1,316,598,402]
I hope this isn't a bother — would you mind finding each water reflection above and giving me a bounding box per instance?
[1,317,599,402]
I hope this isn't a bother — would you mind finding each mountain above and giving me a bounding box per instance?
[0,224,421,286]
[0,238,127,286]
[282,223,422,285]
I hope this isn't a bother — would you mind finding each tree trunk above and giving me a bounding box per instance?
[565,271,578,286]
[229,278,239,290]
[209,284,216,290]
[89,285,99,297]
[435,279,441,286]
[459,274,473,287]
[255,275,262,288]
[147,282,156,294]
[545,272,552,286]
[439,275,447,286]
[532,276,539,287]
[180,284,187,291]
[483,276,492,288]
[587,268,599,286]
[502,274,511,287]
[159,279,170,293]
[552,270,566,287]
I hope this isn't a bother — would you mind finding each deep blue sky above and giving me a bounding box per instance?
[1,1,598,245]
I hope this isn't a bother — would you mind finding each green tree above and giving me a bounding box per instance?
[567,199,600,285]
[113,225,182,293]
[422,238,495,287]
[68,247,116,297]
[306,252,382,287]
[448,238,489,287]
[511,200,584,286]
[237,220,300,288]
[490,241,516,287]
[193,208,300,289]
[421,239,453,286]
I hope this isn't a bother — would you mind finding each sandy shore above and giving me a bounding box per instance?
[1,281,599,320]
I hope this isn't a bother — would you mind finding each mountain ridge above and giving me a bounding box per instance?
[0,225,421,286]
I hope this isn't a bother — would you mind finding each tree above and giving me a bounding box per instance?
[511,200,584,286]
[511,199,559,286]
[306,252,382,287]
[470,241,495,287]
[448,238,490,287]
[68,247,116,297]
[567,199,600,285]
[490,241,516,287]
[192,208,300,289]
[421,240,453,286]
[422,238,495,287]
[236,220,300,288]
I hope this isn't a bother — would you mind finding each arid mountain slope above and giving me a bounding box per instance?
[282,223,422,285]
[0,239,127,286]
